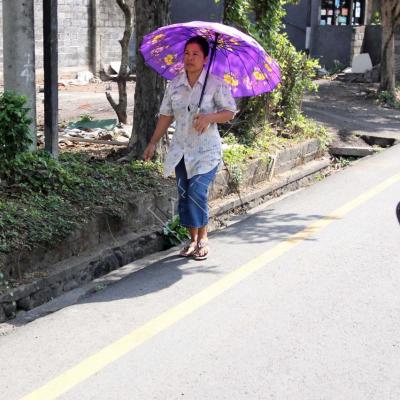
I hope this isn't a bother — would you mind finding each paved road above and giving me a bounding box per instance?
[1,145,400,400]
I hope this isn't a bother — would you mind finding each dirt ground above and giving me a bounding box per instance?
[34,77,400,155]
[44,77,400,135]
[303,78,400,142]
[34,81,136,156]
[36,81,136,126]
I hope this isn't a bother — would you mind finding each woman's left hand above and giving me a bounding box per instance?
[193,114,211,134]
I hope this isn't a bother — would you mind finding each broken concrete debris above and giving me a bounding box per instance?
[37,123,134,147]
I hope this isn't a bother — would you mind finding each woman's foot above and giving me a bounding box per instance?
[179,241,197,257]
[193,239,209,260]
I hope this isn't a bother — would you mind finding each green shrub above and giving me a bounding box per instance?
[370,11,381,25]
[78,114,93,122]
[223,144,256,190]
[284,114,329,147]
[328,59,346,76]
[0,153,167,255]
[163,215,190,246]
[221,0,320,145]
[267,33,320,123]
[1,151,78,193]
[378,90,400,109]
[0,91,32,176]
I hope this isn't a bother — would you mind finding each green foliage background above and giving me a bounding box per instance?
[0,92,32,177]
[217,0,320,136]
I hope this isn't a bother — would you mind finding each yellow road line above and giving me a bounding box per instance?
[20,172,400,400]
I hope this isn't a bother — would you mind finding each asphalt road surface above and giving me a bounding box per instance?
[1,144,400,400]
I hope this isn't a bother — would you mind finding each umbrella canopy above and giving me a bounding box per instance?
[140,21,281,98]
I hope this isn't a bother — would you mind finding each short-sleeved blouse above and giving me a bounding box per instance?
[159,69,237,179]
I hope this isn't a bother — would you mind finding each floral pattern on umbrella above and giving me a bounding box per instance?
[140,21,281,98]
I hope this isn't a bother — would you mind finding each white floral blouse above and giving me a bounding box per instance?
[159,69,237,179]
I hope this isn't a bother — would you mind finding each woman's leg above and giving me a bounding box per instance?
[197,226,208,242]
[187,165,218,259]
[175,158,197,255]
[189,227,199,243]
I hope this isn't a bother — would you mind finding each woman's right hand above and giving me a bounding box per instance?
[143,143,156,161]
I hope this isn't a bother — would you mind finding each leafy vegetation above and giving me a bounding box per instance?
[222,116,327,188]
[0,92,33,178]
[162,215,190,246]
[78,114,94,122]
[0,1,329,281]
[218,0,324,146]
[377,89,400,109]
[0,152,168,257]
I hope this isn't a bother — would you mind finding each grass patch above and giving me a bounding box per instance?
[0,151,168,258]
[221,114,329,189]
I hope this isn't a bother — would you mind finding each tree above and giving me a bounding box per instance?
[125,0,171,160]
[103,0,133,125]
[380,0,400,95]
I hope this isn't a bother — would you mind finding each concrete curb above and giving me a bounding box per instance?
[0,246,178,336]
[210,157,331,218]
[329,147,379,157]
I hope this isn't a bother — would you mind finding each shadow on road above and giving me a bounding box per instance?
[215,208,337,245]
[78,208,336,305]
[79,255,221,305]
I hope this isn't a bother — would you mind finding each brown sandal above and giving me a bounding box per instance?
[179,241,197,257]
[193,239,209,261]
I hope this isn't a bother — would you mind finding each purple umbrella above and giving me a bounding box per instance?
[140,21,281,106]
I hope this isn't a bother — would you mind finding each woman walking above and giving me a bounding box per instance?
[143,36,237,260]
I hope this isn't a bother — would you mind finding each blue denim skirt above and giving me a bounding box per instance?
[175,158,218,228]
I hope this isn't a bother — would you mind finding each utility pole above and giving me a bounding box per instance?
[43,0,59,157]
[3,0,37,150]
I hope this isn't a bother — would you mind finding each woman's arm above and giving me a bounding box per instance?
[193,110,235,134]
[143,114,174,160]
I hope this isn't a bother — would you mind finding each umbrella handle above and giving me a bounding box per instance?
[197,32,219,111]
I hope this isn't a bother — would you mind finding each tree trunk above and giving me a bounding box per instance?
[126,0,171,160]
[106,0,133,125]
[380,0,400,94]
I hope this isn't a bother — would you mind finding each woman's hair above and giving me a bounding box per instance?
[184,35,210,58]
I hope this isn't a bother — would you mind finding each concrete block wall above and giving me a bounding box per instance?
[34,0,92,73]
[0,0,133,80]
[57,0,92,70]
[95,0,135,71]
[351,26,365,61]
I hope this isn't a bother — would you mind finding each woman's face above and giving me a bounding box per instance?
[184,43,207,74]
